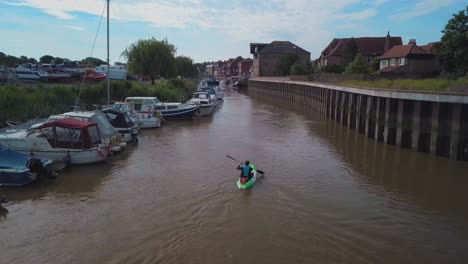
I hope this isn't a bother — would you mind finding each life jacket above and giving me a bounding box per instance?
[242,165,250,177]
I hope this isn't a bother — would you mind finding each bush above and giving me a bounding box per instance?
[344,53,371,74]
[290,63,306,75]
[320,64,345,74]
[0,79,198,125]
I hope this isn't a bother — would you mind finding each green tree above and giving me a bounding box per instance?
[54,57,66,64]
[343,38,359,66]
[175,56,197,78]
[39,55,55,64]
[122,37,177,84]
[290,63,306,75]
[19,56,29,64]
[437,7,468,76]
[80,57,106,67]
[344,53,370,74]
[277,54,299,76]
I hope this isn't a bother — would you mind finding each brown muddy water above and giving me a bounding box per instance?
[1,89,468,264]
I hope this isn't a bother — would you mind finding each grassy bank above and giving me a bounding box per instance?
[338,78,468,93]
[0,79,198,126]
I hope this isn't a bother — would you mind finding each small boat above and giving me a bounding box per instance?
[200,87,219,103]
[0,145,55,187]
[82,69,106,82]
[0,118,111,165]
[15,64,48,81]
[187,92,216,116]
[125,97,199,120]
[46,111,125,152]
[111,102,161,129]
[236,163,258,189]
[101,109,138,143]
[200,78,224,100]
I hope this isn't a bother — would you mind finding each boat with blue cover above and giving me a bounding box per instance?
[0,145,54,187]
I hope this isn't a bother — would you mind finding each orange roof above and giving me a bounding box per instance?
[379,44,431,59]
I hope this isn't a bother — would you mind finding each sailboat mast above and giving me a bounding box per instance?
[106,0,110,106]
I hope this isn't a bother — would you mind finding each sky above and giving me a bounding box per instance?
[0,0,465,63]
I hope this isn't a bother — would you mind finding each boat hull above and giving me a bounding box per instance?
[0,167,36,187]
[196,104,215,116]
[161,106,199,120]
[236,164,258,189]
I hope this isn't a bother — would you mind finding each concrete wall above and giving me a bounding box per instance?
[249,78,468,161]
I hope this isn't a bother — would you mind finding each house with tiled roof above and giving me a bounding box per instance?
[378,39,440,77]
[250,41,311,77]
[318,32,402,67]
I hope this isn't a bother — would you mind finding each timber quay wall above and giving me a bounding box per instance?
[249,78,468,161]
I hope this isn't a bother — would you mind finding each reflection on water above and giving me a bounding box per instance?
[1,89,467,264]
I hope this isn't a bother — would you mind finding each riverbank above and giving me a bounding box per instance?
[249,78,468,161]
[339,77,468,93]
[0,79,198,126]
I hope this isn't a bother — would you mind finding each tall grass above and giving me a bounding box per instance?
[0,79,198,126]
[339,78,468,92]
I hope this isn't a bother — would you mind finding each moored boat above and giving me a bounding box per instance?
[0,145,55,187]
[101,109,138,143]
[46,111,125,152]
[111,102,161,129]
[187,92,216,116]
[0,118,111,165]
[125,97,199,120]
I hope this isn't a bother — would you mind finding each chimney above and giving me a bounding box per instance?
[385,31,390,51]
[408,39,416,45]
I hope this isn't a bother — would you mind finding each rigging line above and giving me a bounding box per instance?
[75,0,107,110]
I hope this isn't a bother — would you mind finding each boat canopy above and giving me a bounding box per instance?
[35,118,102,149]
[0,144,30,168]
[102,109,135,128]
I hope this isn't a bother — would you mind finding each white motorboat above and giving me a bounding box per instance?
[187,92,216,116]
[15,64,48,81]
[125,97,199,120]
[45,111,125,152]
[95,64,127,80]
[0,118,110,165]
[111,102,161,129]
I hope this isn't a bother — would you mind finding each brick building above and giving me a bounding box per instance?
[250,41,311,77]
[318,33,402,67]
[378,39,440,77]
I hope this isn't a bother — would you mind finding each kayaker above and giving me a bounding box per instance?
[237,161,253,184]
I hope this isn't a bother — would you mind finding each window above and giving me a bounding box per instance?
[399,58,405,65]
[380,60,388,69]
[88,125,101,145]
[390,58,396,66]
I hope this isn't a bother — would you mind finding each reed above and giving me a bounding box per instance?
[0,79,198,126]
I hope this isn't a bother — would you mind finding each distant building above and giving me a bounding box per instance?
[206,64,214,75]
[318,32,403,67]
[250,41,311,77]
[237,58,253,78]
[378,39,440,77]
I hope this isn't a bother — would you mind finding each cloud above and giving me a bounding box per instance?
[391,0,454,20]
[63,25,85,31]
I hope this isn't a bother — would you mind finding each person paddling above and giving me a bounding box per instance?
[237,160,253,184]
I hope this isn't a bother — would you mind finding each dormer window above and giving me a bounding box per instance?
[390,58,396,66]
[399,58,405,65]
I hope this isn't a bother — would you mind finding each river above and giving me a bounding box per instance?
[1,89,468,264]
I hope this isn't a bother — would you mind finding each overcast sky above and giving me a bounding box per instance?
[0,0,465,63]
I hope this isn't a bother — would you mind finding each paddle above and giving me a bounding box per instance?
[226,155,265,175]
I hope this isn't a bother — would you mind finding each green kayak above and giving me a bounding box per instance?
[236,163,257,189]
